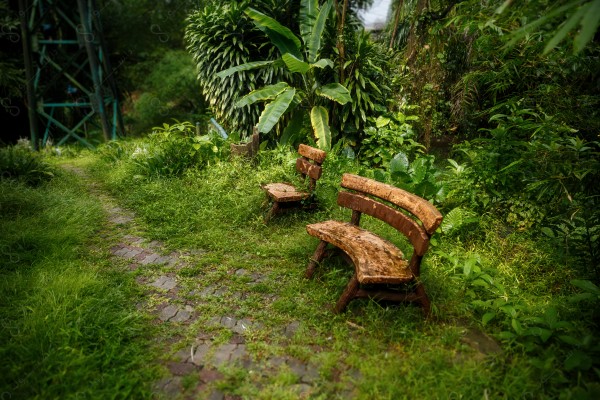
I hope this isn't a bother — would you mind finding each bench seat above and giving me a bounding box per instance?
[306,221,412,284]
[263,182,310,203]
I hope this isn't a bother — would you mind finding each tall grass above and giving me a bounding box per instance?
[0,170,156,398]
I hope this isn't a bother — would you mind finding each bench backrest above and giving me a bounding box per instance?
[296,144,327,192]
[337,174,443,256]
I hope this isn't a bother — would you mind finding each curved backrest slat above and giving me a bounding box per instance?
[298,144,326,165]
[341,174,443,234]
[337,191,430,255]
[296,158,322,181]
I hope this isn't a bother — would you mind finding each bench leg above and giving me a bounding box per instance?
[264,201,280,223]
[305,240,327,279]
[335,273,359,313]
[415,282,431,317]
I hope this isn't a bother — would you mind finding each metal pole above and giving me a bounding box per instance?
[77,0,111,141]
[19,0,40,150]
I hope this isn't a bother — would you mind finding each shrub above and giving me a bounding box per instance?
[129,121,225,178]
[0,144,55,186]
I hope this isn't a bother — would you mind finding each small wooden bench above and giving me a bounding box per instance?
[305,174,443,315]
[262,144,326,222]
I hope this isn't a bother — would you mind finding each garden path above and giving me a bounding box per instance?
[69,166,331,399]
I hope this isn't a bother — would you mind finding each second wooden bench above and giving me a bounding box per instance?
[305,173,443,315]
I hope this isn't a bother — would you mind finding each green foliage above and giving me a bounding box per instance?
[217,0,351,150]
[434,244,600,390]
[503,0,600,54]
[0,144,55,186]
[339,29,393,134]
[97,121,227,179]
[186,1,288,135]
[359,109,423,168]
[388,153,446,204]
[129,50,207,132]
[129,121,225,178]
[440,207,479,235]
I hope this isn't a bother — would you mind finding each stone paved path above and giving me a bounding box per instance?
[69,166,340,400]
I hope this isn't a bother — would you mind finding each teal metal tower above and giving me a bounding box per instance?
[19,0,123,149]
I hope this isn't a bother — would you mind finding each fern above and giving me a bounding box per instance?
[441,207,479,234]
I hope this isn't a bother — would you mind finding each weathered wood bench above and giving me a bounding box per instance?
[305,173,443,315]
[262,144,326,222]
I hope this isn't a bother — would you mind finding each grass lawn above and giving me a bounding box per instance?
[1,143,598,399]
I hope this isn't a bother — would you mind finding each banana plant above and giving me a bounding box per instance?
[217,0,351,150]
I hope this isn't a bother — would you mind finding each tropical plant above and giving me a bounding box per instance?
[186,1,287,135]
[502,0,600,55]
[338,29,393,135]
[217,0,351,150]
[359,109,423,168]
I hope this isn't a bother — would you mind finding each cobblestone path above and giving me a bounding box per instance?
[69,167,348,400]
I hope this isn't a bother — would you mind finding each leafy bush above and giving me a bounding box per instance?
[0,145,55,186]
[338,29,393,135]
[359,109,423,168]
[129,121,226,178]
[185,1,287,135]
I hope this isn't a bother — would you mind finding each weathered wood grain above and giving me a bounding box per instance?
[306,221,412,284]
[298,144,326,164]
[341,174,443,234]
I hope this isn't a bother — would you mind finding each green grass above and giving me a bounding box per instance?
[84,142,599,399]
[2,142,597,398]
[0,167,157,399]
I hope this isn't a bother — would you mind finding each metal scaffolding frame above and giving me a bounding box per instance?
[19,0,124,149]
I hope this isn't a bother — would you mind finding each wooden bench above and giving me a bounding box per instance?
[305,174,443,315]
[262,144,326,222]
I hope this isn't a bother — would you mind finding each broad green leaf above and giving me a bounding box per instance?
[528,327,553,342]
[505,1,581,49]
[558,335,582,346]
[280,109,307,146]
[410,157,430,184]
[482,312,496,325]
[282,53,310,73]
[300,0,319,45]
[564,350,593,371]
[390,152,409,174]
[494,0,512,14]
[376,116,391,128]
[216,60,274,79]
[316,83,351,105]
[511,318,523,334]
[257,88,296,133]
[543,5,586,54]
[311,58,334,69]
[236,82,290,108]
[575,0,600,53]
[307,0,332,63]
[246,8,302,58]
[310,105,331,150]
[540,227,555,238]
[571,279,600,295]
